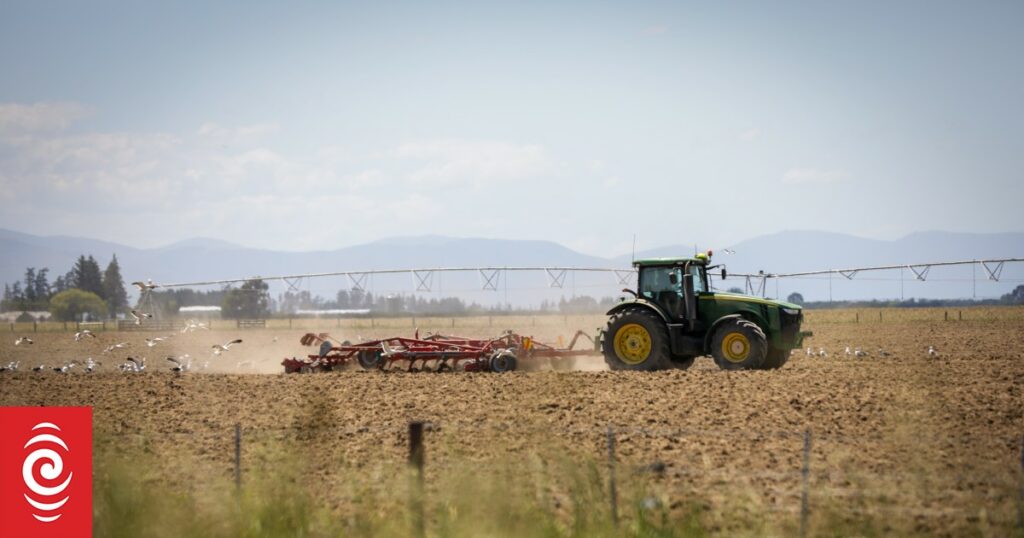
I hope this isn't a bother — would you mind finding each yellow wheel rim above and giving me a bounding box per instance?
[613,323,652,364]
[721,332,751,363]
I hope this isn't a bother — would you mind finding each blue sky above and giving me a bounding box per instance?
[1,1,1021,256]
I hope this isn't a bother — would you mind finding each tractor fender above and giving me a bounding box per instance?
[605,299,671,324]
[703,314,762,353]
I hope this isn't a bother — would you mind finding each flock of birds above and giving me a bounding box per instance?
[804,345,940,358]
[3,312,252,374]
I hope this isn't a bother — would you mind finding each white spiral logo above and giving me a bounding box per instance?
[22,422,73,523]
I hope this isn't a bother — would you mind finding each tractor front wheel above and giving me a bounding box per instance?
[602,307,672,371]
[760,348,790,370]
[710,318,767,370]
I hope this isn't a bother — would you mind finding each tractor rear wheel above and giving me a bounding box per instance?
[760,349,790,370]
[711,318,767,370]
[602,307,672,371]
[490,352,517,373]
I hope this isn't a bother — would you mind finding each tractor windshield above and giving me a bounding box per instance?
[689,264,707,293]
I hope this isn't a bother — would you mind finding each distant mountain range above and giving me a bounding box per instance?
[0,228,1021,304]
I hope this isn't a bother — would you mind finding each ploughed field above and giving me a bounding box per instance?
[1,307,1022,536]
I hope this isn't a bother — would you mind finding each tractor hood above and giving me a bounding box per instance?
[707,291,802,311]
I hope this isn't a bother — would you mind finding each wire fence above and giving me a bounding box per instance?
[91,420,1024,536]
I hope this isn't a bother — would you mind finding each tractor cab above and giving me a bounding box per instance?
[635,254,713,328]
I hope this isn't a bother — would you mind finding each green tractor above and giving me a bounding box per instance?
[601,253,812,371]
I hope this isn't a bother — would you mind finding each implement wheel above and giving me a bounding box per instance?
[357,349,383,370]
[711,318,767,370]
[601,307,672,371]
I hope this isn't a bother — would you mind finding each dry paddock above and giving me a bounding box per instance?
[1,307,1023,536]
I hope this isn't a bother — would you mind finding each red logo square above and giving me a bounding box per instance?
[0,407,92,538]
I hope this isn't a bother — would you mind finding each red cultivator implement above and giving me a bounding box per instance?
[282,329,600,373]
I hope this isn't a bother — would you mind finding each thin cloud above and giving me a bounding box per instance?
[642,25,668,36]
[782,167,849,185]
[0,101,91,134]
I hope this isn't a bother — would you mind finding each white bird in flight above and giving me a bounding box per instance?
[212,339,243,355]
[15,337,33,346]
[145,336,172,347]
[75,329,97,341]
[104,342,130,354]
[131,280,158,292]
[130,310,153,325]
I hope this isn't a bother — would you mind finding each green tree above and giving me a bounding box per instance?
[49,289,108,322]
[102,255,128,316]
[787,292,805,305]
[72,255,105,298]
[33,268,50,301]
[221,279,270,319]
[23,268,37,303]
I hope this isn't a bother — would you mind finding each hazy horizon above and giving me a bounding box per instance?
[2,1,1023,257]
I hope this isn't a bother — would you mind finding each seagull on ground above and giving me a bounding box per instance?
[15,337,34,346]
[854,348,869,358]
[32,364,46,372]
[75,329,97,341]
[166,355,192,373]
[130,310,153,325]
[927,346,939,358]
[818,348,827,358]
[53,362,76,373]
[84,358,99,373]
[0,361,19,372]
[212,339,243,355]
[126,357,146,372]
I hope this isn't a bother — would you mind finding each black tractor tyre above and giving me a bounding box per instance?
[710,318,767,370]
[357,349,383,370]
[760,348,790,370]
[601,307,673,371]
[670,355,696,370]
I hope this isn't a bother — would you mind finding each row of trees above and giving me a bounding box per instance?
[1,255,129,321]
[784,286,1024,307]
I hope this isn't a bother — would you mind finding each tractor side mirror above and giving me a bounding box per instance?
[669,273,678,285]
[721,268,727,280]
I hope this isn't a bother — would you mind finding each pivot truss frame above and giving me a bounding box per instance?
[147,267,638,293]
[730,258,1024,297]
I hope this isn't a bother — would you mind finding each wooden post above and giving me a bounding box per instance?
[959,310,962,321]
[800,429,812,538]
[234,423,242,491]
[409,421,425,538]
[451,318,455,328]
[33,321,37,333]
[607,426,619,528]
[944,311,948,321]
[289,318,292,329]
[855,312,859,323]
[878,311,882,322]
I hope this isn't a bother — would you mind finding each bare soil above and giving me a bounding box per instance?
[1,309,1022,535]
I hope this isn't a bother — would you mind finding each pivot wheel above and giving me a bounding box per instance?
[711,318,767,370]
[601,307,672,371]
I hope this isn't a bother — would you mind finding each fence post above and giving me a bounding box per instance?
[451,318,455,328]
[944,311,948,321]
[855,312,859,323]
[234,423,242,491]
[33,321,37,333]
[1017,433,1024,532]
[878,311,882,322]
[607,426,619,528]
[959,310,962,321]
[800,429,812,538]
[409,421,426,538]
